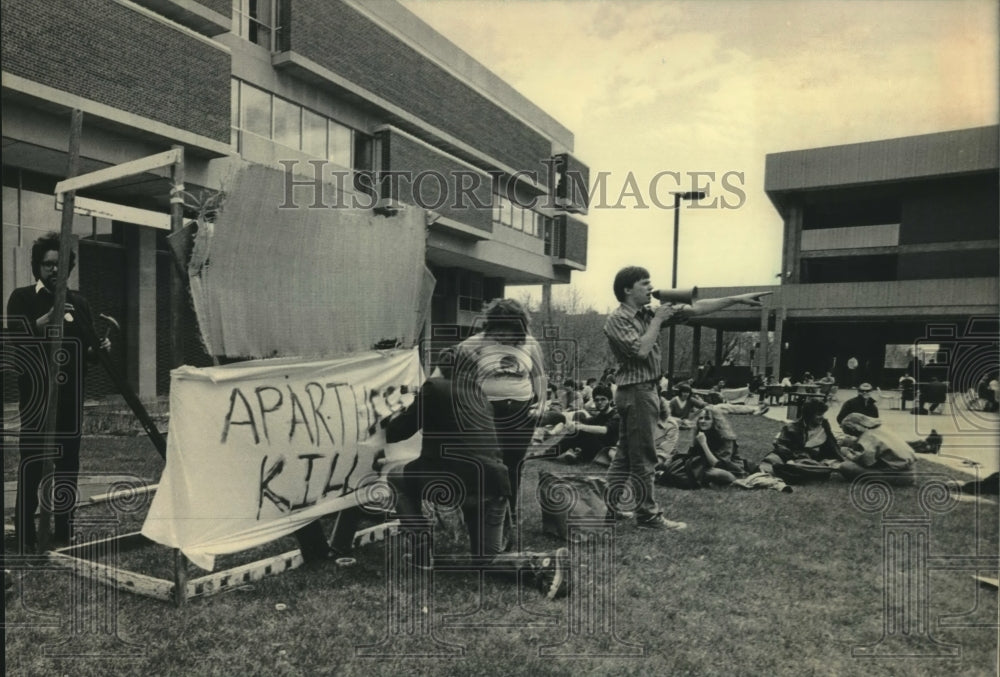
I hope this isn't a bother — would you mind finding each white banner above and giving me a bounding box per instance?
[142,349,423,570]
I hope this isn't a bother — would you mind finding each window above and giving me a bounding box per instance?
[328,120,352,168]
[233,0,283,52]
[2,175,121,249]
[230,79,371,169]
[491,190,546,239]
[230,81,240,149]
[301,109,327,159]
[240,82,271,139]
[272,97,300,150]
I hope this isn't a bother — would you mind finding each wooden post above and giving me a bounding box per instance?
[169,146,185,370]
[173,548,188,606]
[38,110,83,551]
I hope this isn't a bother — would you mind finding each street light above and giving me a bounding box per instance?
[666,190,706,380]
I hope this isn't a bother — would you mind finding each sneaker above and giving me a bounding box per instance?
[755,405,770,416]
[556,449,580,464]
[636,514,687,530]
[605,509,635,522]
[534,547,570,600]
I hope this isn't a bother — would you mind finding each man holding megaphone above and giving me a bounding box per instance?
[603,265,770,531]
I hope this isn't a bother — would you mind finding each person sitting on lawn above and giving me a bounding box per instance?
[836,413,916,485]
[656,406,747,488]
[532,396,568,443]
[836,383,879,424]
[655,395,681,465]
[554,384,621,464]
[758,399,846,475]
[668,383,708,427]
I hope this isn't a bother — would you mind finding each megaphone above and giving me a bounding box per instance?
[652,287,698,304]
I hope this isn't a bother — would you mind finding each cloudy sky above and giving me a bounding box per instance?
[400,0,998,312]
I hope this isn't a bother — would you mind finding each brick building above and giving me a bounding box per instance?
[2,0,589,399]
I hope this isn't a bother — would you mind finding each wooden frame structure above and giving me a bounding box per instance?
[47,508,399,605]
[42,118,393,605]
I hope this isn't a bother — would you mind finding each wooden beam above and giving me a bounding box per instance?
[47,550,174,601]
[170,146,186,371]
[38,110,84,551]
[53,149,181,195]
[56,195,171,230]
[83,484,158,508]
[54,530,151,557]
[186,550,304,600]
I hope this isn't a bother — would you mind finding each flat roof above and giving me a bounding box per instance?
[765,126,999,200]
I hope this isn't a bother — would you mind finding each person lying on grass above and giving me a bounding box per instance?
[656,406,749,489]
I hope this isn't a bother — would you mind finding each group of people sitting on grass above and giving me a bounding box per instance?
[539,379,944,490]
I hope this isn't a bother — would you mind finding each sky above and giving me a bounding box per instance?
[399,0,999,312]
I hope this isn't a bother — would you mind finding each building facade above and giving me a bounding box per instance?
[2,0,589,400]
[692,125,998,391]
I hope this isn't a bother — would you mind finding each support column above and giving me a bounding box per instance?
[774,309,785,381]
[124,226,157,400]
[714,328,724,367]
[758,308,770,376]
[691,325,702,377]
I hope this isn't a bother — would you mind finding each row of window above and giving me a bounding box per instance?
[232,0,284,52]
[230,4,560,252]
[491,193,549,239]
[230,79,366,169]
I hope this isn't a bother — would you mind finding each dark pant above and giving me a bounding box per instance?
[555,432,608,463]
[16,436,81,548]
[608,383,660,519]
[392,470,507,561]
[490,399,536,519]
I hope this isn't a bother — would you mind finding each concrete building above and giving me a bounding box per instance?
[2,0,589,400]
[690,125,998,391]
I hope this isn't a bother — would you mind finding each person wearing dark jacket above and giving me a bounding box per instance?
[554,383,620,464]
[836,383,879,424]
[386,347,510,561]
[386,348,568,599]
[6,233,110,552]
[759,399,846,474]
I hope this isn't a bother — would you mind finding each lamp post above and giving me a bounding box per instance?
[666,190,706,380]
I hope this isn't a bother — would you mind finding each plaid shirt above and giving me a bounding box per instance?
[604,303,668,387]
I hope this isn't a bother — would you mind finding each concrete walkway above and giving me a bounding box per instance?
[761,393,998,477]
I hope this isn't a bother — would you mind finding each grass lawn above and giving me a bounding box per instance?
[4,416,998,677]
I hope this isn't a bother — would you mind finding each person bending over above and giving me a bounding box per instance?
[836,414,917,485]
[386,347,567,599]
